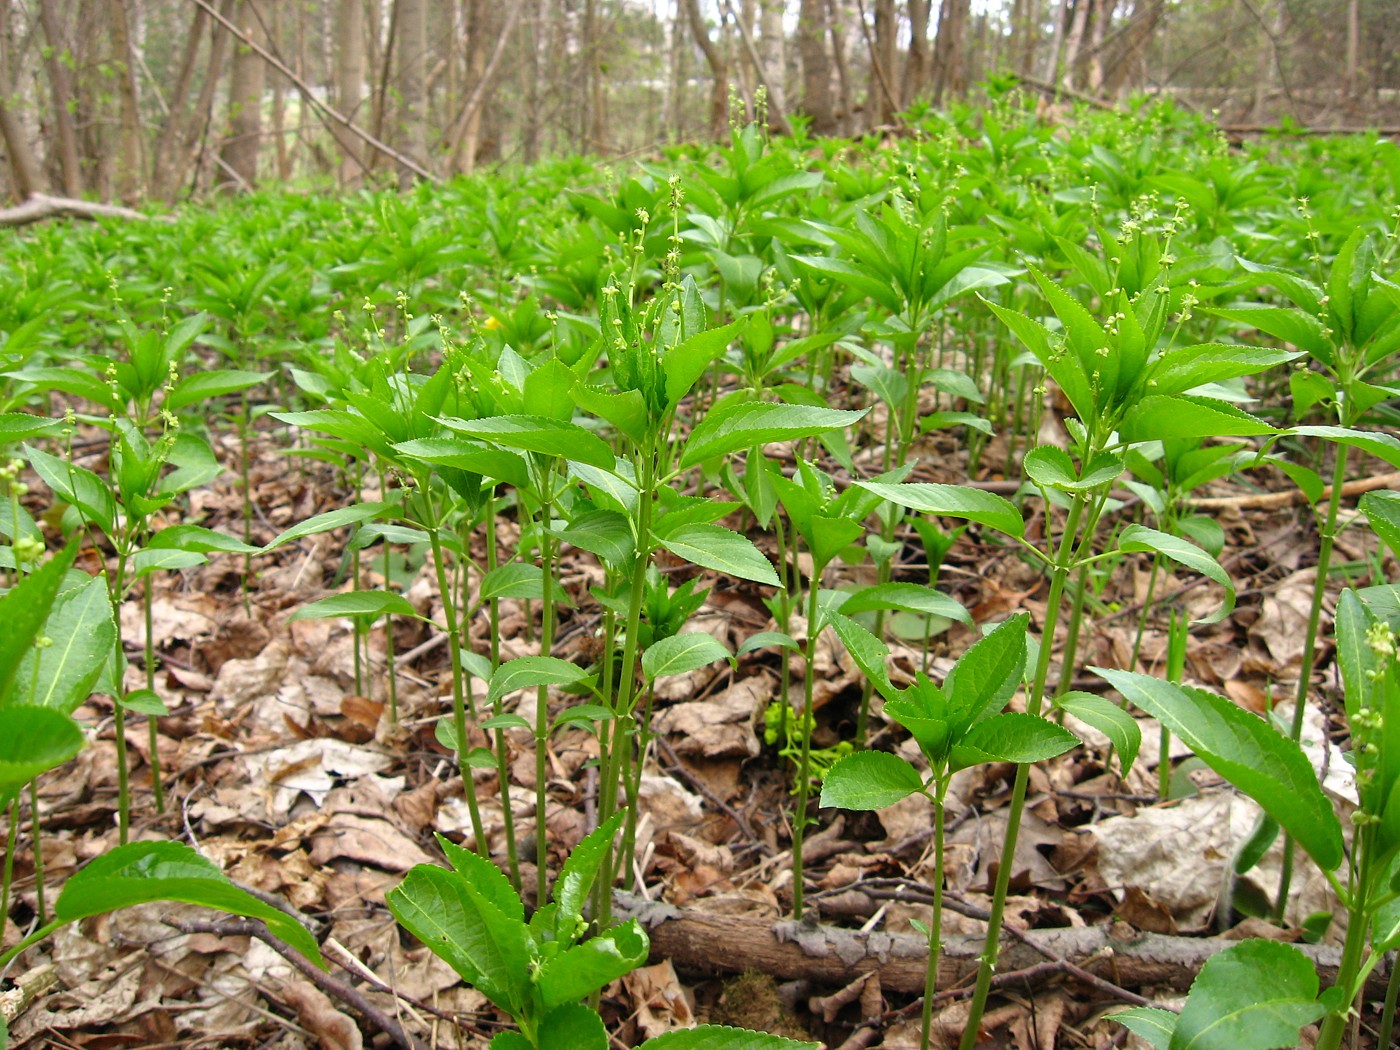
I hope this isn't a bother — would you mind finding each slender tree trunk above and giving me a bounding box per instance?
[1060,0,1092,90]
[1105,0,1163,97]
[1043,0,1072,83]
[904,0,932,106]
[269,2,290,180]
[108,0,146,201]
[335,0,366,185]
[524,0,544,161]
[396,0,427,185]
[1086,0,1115,94]
[1010,0,1034,75]
[219,0,265,190]
[1344,0,1361,100]
[798,0,836,133]
[36,0,82,197]
[584,0,608,152]
[151,4,208,199]
[871,0,896,124]
[932,0,971,103]
[758,0,788,128]
[828,0,854,133]
[683,0,730,139]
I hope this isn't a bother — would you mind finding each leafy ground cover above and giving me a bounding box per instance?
[3,93,1400,1049]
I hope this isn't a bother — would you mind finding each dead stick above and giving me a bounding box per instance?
[1190,471,1400,510]
[164,916,425,1050]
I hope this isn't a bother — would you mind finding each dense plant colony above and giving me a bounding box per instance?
[3,92,1400,1049]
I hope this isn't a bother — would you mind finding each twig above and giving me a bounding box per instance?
[1190,471,1400,510]
[186,0,435,182]
[163,916,425,1050]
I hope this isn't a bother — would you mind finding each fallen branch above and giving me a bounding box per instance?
[0,963,57,1025]
[613,892,1390,1000]
[1190,470,1400,511]
[163,916,425,1050]
[0,193,158,227]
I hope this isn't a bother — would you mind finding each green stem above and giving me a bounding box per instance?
[791,568,823,919]
[1276,444,1350,920]
[428,525,486,856]
[2,796,18,929]
[144,577,164,814]
[112,551,131,846]
[598,452,654,925]
[484,491,519,891]
[0,917,63,972]
[29,779,45,923]
[959,495,1086,1050]
[920,782,948,1050]
[1376,949,1400,1050]
[534,474,557,901]
[1315,828,1374,1050]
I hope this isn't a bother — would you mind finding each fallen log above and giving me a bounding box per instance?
[0,193,159,227]
[614,892,1390,1000]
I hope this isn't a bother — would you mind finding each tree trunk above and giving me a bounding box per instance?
[524,0,544,161]
[758,0,788,129]
[871,0,897,125]
[797,0,836,134]
[219,0,264,190]
[150,3,208,200]
[36,0,82,197]
[1344,0,1361,100]
[176,0,236,196]
[1060,0,1092,90]
[1042,0,1072,83]
[584,0,608,153]
[904,0,932,106]
[828,0,855,134]
[269,2,290,180]
[1104,0,1164,97]
[1086,0,1116,94]
[932,0,971,103]
[682,0,730,139]
[1011,0,1036,76]
[108,0,146,202]
[0,99,44,201]
[396,0,427,186]
[335,0,366,185]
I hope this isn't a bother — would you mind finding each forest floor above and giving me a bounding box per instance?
[3,416,1393,1050]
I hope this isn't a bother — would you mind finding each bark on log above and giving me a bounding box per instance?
[0,193,159,227]
[614,892,1391,1000]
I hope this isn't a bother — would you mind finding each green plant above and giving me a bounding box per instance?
[386,810,815,1050]
[821,613,1118,1050]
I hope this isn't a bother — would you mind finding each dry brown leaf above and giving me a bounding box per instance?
[623,959,696,1039]
[307,813,433,872]
[281,978,363,1050]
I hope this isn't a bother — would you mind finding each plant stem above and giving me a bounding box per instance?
[791,568,823,919]
[920,782,947,1050]
[144,577,165,813]
[484,491,519,891]
[111,551,131,846]
[0,918,63,972]
[959,495,1085,1050]
[534,474,557,901]
[1377,949,1400,1050]
[1276,444,1350,920]
[1315,828,1373,1050]
[428,525,486,856]
[2,796,18,930]
[28,780,45,923]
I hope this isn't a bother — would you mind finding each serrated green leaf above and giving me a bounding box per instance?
[1055,691,1141,776]
[56,840,323,965]
[820,751,925,810]
[950,712,1078,771]
[555,811,625,942]
[0,706,85,805]
[437,414,614,469]
[1112,1007,1176,1049]
[737,630,801,656]
[146,525,259,554]
[1093,668,1343,872]
[656,524,779,586]
[5,573,112,713]
[489,656,591,707]
[1118,524,1234,624]
[538,920,650,1008]
[535,1002,610,1050]
[288,590,419,622]
[479,563,544,601]
[260,502,393,553]
[639,1024,819,1050]
[1362,490,1400,560]
[1119,395,1276,444]
[1169,939,1323,1050]
[642,632,732,680]
[855,482,1024,538]
[166,369,265,411]
[679,402,866,468]
[0,545,78,700]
